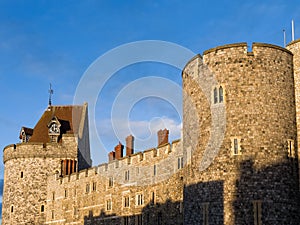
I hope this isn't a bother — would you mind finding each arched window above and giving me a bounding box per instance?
[219,86,224,103]
[213,88,218,104]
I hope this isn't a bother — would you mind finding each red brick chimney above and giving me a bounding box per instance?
[115,142,124,160]
[108,151,115,162]
[126,134,134,156]
[157,129,169,146]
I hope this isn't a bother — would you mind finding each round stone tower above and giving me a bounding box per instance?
[2,143,76,224]
[287,39,300,189]
[1,104,91,225]
[182,43,299,224]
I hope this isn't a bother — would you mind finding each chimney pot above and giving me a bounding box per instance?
[108,151,115,162]
[157,129,169,146]
[126,134,135,156]
[114,142,124,159]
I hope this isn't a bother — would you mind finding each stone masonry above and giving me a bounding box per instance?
[45,139,184,225]
[2,40,300,225]
[183,42,299,224]
[2,104,92,225]
[287,39,300,190]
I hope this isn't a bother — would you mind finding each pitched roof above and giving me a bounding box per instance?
[28,105,86,143]
[19,127,34,139]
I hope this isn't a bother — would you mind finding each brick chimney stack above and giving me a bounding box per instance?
[157,128,169,146]
[114,142,124,160]
[108,151,115,162]
[126,134,134,156]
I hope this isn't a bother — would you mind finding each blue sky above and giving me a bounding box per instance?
[0,0,299,188]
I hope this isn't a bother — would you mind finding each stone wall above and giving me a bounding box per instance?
[3,41,300,225]
[77,102,92,170]
[3,137,78,163]
[45,140,185,225]
[287,39,300,190]
[182,42,299,224]
[2,135,80,225]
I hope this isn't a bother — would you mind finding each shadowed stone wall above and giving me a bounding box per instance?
[182,42,299,224]
[287,39,300,190]
[2,41,300,225]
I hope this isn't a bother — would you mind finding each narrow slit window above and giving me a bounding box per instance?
[92,182,97,191]
[41,205,44,213]
[202,203,209,225]
[219,86,224,103]
[125,170,130,181]
[253,201,262,225]
[287,139,295,158]
[151,191,155,205]
[66,160,69,175]
[234,139,239,155]
[136,214,143,225]
[124,216,129,225]
[86,183,90,193]
[109,177,114,187]
[124,196,130,208]
[106,199,112,211]
[213,87,218,104]
[158,212,162,225]
[178,157,184,169]
[232,137,241,155]
[181,157,184,169]
[179,202,183,213]
[74,207,78,216]
[136,194,143,206]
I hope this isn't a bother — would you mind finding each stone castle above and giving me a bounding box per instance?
[2,39,300,225]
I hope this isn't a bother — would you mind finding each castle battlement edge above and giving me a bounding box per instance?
[2,40,300,225]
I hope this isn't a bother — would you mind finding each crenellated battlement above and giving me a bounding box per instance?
[4,39,300,225]
[203,42,292,57]
[48,139,182,187]
[203,42,248,55]
[182,40,299,224]
[3,134,78,163]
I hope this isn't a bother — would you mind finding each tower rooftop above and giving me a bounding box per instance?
[28,105,86,143]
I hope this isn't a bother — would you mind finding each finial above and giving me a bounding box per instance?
[48,83,54,106]
[292,20,295,42]
[283,29,286,47]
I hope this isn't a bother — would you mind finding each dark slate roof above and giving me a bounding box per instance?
[28,105,85,143]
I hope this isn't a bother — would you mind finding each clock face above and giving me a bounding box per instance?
[49,123,59,134]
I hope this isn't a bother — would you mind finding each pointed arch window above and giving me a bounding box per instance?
[213,85,225,104]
